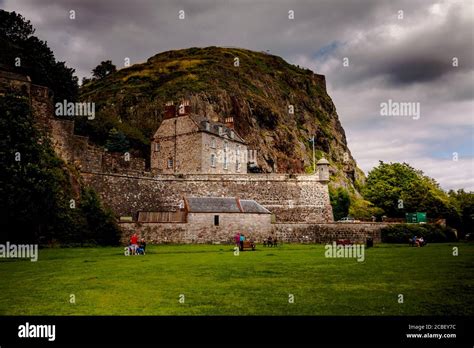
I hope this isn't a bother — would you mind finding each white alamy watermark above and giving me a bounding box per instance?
[18,322,55,341]
[0,242,38,262]
[380,99,420,120]
[324,242,365,262]
[55,100,95,120]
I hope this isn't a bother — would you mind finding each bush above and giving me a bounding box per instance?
[329,186,350,221]
[381,224,457,243]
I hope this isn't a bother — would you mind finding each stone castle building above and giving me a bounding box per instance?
[151,101,250,174]
[1,69,391,244]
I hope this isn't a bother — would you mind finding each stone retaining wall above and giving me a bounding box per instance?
[119,222,389,245]
[83,172,333,223]
[273,223,389,243]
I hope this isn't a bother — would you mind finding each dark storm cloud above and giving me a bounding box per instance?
[3,0,473,190]
[324,1,473,89]
[3,0,427,78]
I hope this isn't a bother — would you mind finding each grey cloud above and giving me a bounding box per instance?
[3,0,473,189]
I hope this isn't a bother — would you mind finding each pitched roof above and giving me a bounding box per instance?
[240,200,272,214]
[189,114,246,144]
[185,197,271,214]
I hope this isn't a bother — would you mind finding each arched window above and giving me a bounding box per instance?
[210,154,216,168]
[210,137,216,149]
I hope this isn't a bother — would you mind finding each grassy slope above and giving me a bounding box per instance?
[1,243,472,315]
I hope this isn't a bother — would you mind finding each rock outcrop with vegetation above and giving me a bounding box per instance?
[79,47,364,190]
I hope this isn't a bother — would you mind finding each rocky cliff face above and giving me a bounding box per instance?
[79,46,363,189]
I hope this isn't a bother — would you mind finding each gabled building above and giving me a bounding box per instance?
[151,100,249,174]
[135,196,273,243]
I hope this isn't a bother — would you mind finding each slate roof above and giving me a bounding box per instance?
[240,200,272,214]
[189,114,246,144]
[185,197,271,214]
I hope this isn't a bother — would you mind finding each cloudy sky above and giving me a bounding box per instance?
[2,0,473,191]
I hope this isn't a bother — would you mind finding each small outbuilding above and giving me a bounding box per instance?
[183,197,272,241]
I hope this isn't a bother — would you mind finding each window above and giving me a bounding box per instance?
[214,215,219,226]
[205,121,210,131]
[230,130,234,139]
[218,126,223,135]
[210,154,216,167]
[167,158,173,169]
[224,141,228,152]
[236,146,241,172]
[224,154,228,169]
[210,137,216,149]
[154,143,160,152]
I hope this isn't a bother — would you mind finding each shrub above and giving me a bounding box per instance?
[381,224,457,243]
[329,186,350,221]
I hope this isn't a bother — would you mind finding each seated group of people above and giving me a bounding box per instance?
[410,235,426,247]
[263,236,278,247]
[127,233,147,255]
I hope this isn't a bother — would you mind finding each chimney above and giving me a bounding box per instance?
[164,101,175,119]
[178,100,191,115]
[225,116,234,129]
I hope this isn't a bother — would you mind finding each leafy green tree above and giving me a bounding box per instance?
[105,128,129,153]
[448,189,474,237]
[0,91,77,242]
[349,197,384,221]
[329,186,350,220]
[0,10,79,102]
[92,60,116,79]
[80,188,120,246]
[363,162,459,223]
[0,90,120,245]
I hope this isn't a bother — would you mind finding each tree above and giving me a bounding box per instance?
[0,10,79,102]
[448,189,474,238]
[80,188,120,246]
[92,60,116,79]
[0,90,78,243]
[349,198,384,221]
[363,162,459,222]
[0,90,120,245]
[329,186,350,221]
[105,128,129,153]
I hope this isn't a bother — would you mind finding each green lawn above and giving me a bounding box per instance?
[0,243,472,315]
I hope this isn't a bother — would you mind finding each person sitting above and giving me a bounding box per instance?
[130,233,139,255]
[409,235,417,247]
[418,236,426,247]
[272,236,278,247]
[136,238,146,255]
[249,237,256,249]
